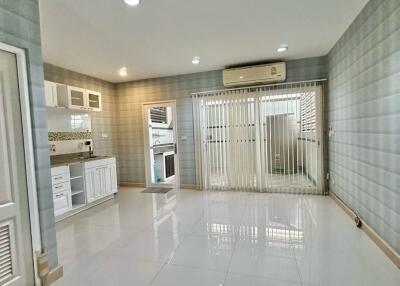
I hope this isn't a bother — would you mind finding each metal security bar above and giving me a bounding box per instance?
[192,80,325,194]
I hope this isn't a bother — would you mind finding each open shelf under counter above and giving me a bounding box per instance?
[70,175,83,180]
[71,190,84,196]
[71,204,85,210]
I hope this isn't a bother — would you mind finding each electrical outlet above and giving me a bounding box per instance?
[49,144,56,153]
[328,125,334,137]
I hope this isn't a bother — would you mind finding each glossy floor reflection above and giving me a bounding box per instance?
[54,187,400,286]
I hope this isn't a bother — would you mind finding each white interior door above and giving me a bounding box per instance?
[0,48,35,285]
[143,101,180,188]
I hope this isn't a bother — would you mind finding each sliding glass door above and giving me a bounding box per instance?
[193,83,324,194]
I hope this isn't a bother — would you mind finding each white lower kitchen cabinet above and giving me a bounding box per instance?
[53,190,72,217]
[85,158,117,203]
[51,157,117,220]
[51,166,72,216]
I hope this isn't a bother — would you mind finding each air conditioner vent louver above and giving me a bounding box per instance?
[223,62,286,87]
[0,224,13,283]
[150,107,167,123]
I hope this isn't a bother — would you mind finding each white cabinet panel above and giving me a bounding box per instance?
[110,164,118,194]
[51,165,69,176]
[51,172,70,185]
[84,157,115,168]
[84,158,117,203]
[85,167,97,203]
[51,166,72,217]
[55,84,69,108]
[51,166,70,185]
[68,86,90,111]
[52,182,70,194]
[45,81,69,108]
[53,191,72,216]
[95,167,104,199]
[45,80,57,107]
[87,90,102,111]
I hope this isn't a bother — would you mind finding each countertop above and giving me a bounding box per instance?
[50,155,113,167]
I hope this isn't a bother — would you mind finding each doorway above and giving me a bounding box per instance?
[0,43,38,285]
[192,82,324,194]
[142,101,180,188]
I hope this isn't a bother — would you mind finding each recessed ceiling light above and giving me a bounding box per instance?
[277,45,288,53]
[192,56,200,65]
[124,0,141,6]
[119,67,128,77]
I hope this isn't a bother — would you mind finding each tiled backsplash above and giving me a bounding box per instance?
[47,108,91,132]
[47,99,94,155]
[48,131,92,141]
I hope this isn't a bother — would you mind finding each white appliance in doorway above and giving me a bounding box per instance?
[0,43,41,285]
[142,101,180,188]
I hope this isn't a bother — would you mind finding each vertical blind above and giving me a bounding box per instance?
[192,80,325,194]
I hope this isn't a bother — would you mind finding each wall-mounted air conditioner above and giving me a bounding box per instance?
[222,62,286,87]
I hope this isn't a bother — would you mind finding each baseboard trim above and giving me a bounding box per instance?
[55,195,114,223]
[119,182,198,190]
[180,184,197,190]
[330,192,400,268]
[119,182,146,188]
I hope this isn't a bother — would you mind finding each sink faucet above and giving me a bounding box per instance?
[84,140,94,157]
[89,146,94,158]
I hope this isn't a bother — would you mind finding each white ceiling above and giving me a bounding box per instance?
[39,0,368,83]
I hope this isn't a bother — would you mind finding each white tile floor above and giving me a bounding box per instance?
[54,187,400,286]
[209,173,318,193]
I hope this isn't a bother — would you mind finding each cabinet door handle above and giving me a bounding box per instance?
[55,185,63,189]
[54,176,63,180]
[55,193,64,198]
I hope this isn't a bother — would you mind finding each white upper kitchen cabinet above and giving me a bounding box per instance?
[45,80,57,107]
[45,81,68,108]
[67,86,103,112]
[67,85,91,111]
[45,80,102,112]
[87,90,102,111]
